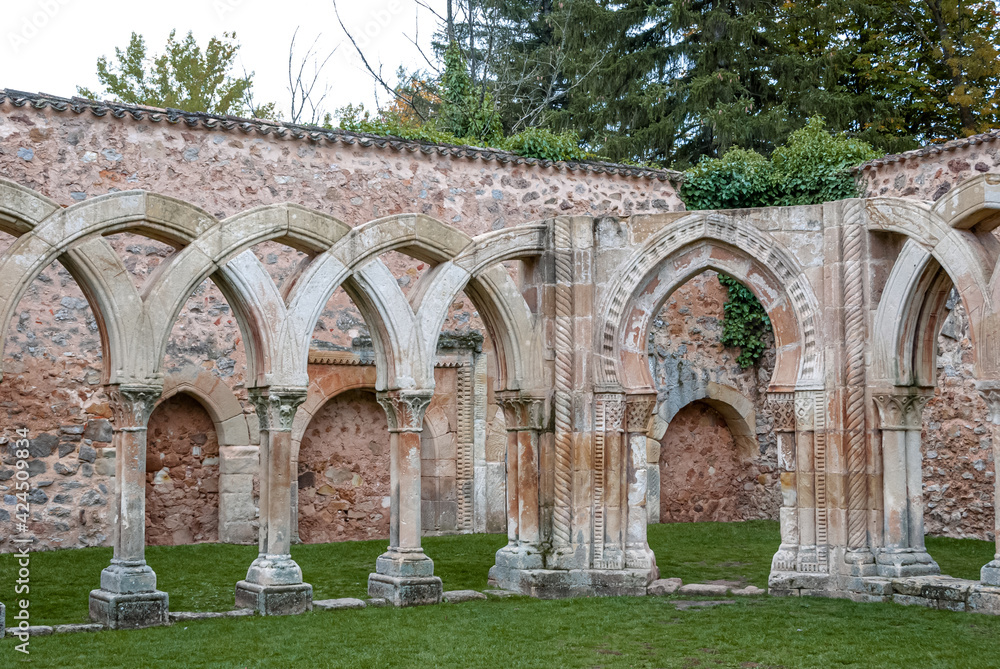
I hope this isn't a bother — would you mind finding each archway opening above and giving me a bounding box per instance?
[145,393,220,545]
[297,389,391,543]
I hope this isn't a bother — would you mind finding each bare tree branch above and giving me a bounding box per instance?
[333,0,427,122]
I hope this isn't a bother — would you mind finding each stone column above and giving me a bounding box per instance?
[493,390,547,572]
[769,392,799,572]
[593,392,626,569]
[218,445,258,544]
[793,391,819,571]
[89,384,169,630]
[235,387,312,615]
[368,389,442,606]
[624,392,657,571]
[873,388,939,577]
[977,384,1000,585]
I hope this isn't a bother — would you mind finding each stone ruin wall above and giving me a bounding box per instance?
[860,136,1000,540]
[2,97,999,552]
[0,101,680,551]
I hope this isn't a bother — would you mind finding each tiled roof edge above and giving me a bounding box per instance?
[1,89,682,182]
[854,129,1000,173]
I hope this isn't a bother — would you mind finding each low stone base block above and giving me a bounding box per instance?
[980,559,1000,586]
[489,565,655,598]
[875,549,940,578]
[234,581,312,616]
[367,573,443,607]
[0,602,5,638]
[89,589,169,630]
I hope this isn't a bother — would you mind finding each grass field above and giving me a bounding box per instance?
[1,521,998,668]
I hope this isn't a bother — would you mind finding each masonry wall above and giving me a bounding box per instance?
[647,271,780,524]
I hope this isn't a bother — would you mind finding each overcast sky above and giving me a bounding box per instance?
[3,0,446,122]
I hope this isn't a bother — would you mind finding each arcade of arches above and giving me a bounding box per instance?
[4,91,1000,629]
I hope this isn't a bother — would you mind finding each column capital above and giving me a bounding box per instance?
[596,392,627,433]
[793,390,820,432]
[377,389,433,433]
[497,390,549,431]
[249,386,308,433]
[624,392,657,434]
[872,387,932,430]
[767,392,796,433]
[106,383,162,430]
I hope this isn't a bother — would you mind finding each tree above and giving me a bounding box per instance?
[77,31,276,118]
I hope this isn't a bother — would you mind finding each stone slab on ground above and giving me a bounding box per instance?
[673,600,736,611]
[731,586,765,596]
[678,583,730,596]
[482,589,521,598]
[53,623,104,634]
[648,578,683,596]
[314,598,367,610]
[366,598,390,607]
[443,590,488,603]
[6,626,53,637]
[169,610,256,622]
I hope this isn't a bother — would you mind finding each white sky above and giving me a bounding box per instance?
[2,0,446,122]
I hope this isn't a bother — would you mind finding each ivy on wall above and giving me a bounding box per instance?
[718,274,772,369]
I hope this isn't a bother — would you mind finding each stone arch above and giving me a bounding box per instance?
[410,224,547,392]
[866,193,998,378]
[598,213,821,393]
[651,381,757,457]
[871,240,955,387]
[160,367,254,446]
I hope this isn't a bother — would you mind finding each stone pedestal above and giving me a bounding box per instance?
[875,548,940,578]
[367,551,442,607]
[235,581,312,616]
[489,565,655,599]
[981,559,1000,586]
[89,589,169,630]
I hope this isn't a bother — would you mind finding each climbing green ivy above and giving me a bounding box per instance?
[718,274,772,369]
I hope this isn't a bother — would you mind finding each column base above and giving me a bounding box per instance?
[244,554,304,586]
[624,546,657,573]
[845,549,878,577]
[235,581,312,615]
[367,573,443,606]
[367,549,442,606]
[876,548,940,578]
[981,559,1000,586]
[771,544,798,572]
[488,565,655,599]
[495,544,545,570]
[89,589,169,630]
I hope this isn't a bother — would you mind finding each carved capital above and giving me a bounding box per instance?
[497,390,549,431]
[768,392,796,433]
[873,388,930,430]
[250,386,308,433]
[107,384,162,430]
[624,392,657,434]
[794,392,816,432]
[596,392,627,433]
[377,389,433,433]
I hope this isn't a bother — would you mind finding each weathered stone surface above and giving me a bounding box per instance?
[313,598,366,610]
[168,609,255,621]
[88,589,169,630]
[442,590,488,603]
[678,583,730,596]
[5,625,53,636]
[53,623,104,634]
[647,578,683,596]
[730,585,766,596]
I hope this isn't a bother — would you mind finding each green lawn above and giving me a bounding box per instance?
[1,522,998,668]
